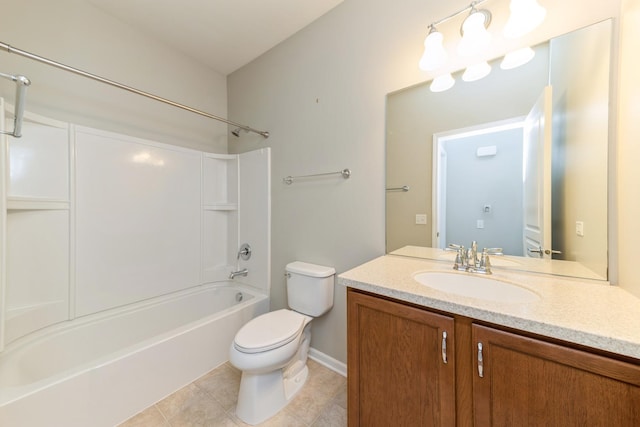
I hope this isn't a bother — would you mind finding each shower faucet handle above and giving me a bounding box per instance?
[237,243,252,260]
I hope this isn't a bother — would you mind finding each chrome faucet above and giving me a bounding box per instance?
[450,242,502,275]
[229,268,249,279]
[468,241,478,269]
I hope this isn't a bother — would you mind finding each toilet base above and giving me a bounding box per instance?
[235,363,309,425]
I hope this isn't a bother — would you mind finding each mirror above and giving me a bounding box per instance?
[386,20,611,280]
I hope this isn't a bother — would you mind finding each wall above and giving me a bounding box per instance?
[229,0,623,364]
[617,0,640,297]
[0,0,227,153]
[549,20,610,278]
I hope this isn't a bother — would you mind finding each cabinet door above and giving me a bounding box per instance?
[348,290,455,426]
[473,324,640,426]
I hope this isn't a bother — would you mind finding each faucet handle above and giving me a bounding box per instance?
[453,245,465,270]
[484,247,503,256]
[477,250,492,274]
[237,243,252,260]
[446,243,462,251]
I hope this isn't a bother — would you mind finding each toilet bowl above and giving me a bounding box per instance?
[229,261,335,425]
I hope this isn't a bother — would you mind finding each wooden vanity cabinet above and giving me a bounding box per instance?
[347,289,640,427]
[472,324,640,427]
[347,289,456,426]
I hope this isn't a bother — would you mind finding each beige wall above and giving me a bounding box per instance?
[549,21,610,278]
[0,0,228,152]
[617,0,640,297]
[229,0,622,364]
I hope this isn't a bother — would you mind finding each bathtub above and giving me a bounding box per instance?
[0,282,269,427]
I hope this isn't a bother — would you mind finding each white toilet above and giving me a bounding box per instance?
[229,261,335,425]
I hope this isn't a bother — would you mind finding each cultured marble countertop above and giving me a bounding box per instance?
[338,254,640,360]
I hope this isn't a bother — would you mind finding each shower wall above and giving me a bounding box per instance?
[0,106,270,350]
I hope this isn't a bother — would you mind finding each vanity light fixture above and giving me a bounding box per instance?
[457,7,492,57]
[418,0,547,74]
[430,73,456,92]
[418,1,490,73]
[462,61,492,82]
[500,47,535,69]
[503,0,547,39]
[419,25,448,71]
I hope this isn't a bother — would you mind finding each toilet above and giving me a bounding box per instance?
[229,261,335,425]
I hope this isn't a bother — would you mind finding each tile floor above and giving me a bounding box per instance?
[119,359,347,427]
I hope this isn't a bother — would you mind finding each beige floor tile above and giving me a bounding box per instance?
[310,402,347,427]
[306,361,346,397]
[227,404,304,427]
[119,359,345,427]
[195,364,241,411]
[259,410,307,427]
[118,405,170,427]
[156,383,201,420]
[284,383,334,425]
[164,386,227,427]
[332,384,348,410]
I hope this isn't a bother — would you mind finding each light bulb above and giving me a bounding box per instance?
[458,10,492,57]
[462,62,492,82]
[430,73,455,92]
[503,0,547,39]
[500,47,535,70]
[419,30,447,71]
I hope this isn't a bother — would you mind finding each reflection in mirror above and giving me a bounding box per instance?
[386,20,611,280]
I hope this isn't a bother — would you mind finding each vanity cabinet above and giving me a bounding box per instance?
[473,324,640,426]
[347,289,640,427]
[347,289,456,426]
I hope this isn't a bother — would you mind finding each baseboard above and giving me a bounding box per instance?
[308,347,347,377]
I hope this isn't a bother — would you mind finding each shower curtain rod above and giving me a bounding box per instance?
[0,41,270,139]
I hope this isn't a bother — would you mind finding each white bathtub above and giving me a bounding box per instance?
[0,282,269,427]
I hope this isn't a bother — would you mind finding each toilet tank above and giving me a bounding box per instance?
[285,261,335,317]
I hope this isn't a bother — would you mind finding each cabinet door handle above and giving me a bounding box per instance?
[477,342,484,378]
[441,331,448,364]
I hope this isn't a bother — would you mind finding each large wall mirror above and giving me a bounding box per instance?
[386,19,611,281]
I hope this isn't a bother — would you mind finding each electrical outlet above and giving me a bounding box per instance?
[576,221,584,237]
[415,214,427,225]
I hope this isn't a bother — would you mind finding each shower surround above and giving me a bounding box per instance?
[0,107,271,426]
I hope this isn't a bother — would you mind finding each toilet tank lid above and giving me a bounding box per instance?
[286,261,335,278]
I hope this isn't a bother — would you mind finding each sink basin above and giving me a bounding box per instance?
[414,271,540,303]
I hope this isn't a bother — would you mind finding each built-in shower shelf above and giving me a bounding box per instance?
[6,197,70,211]
[203,203,237,211]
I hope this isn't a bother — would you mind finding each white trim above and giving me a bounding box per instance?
[309,347,347,378]
[1,98,6,352]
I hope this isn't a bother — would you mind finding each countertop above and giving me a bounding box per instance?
[338,254,640,360]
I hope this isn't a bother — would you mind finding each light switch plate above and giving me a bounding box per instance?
[416,214,427,225]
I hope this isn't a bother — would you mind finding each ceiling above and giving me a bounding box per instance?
[87,0,344,76]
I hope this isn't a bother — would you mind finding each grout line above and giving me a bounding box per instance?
[153,403,172,426]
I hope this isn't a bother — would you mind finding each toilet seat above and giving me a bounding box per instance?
[234,309,306,354]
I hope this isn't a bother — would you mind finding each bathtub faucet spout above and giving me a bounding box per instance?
[229,268,249,279]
